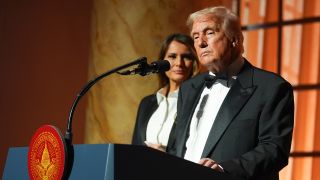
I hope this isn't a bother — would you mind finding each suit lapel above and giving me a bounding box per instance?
[176,73,207,156]
[141,96,158,142]
[201,60,257,158]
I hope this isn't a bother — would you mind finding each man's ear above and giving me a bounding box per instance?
[231,38,238,47]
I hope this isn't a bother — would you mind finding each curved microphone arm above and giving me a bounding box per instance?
[65,57,147,144]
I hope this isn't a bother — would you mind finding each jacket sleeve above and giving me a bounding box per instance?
[220,82,294,179]
[131,96,150,146]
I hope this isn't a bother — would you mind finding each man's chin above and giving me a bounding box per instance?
[200,59,216,67]
[200,61,220,72]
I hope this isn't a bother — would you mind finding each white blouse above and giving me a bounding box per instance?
[146,89,178,146]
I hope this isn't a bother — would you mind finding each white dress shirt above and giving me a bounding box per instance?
[184,73,234,163]
[146,89,178,146]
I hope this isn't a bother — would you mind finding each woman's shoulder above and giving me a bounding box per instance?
[140,94,157,105]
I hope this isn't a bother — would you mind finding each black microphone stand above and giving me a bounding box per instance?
[63,56,147,178]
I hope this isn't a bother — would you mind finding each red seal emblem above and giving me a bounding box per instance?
[28,125,67,180]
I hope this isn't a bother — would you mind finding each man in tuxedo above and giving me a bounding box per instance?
[167,6,294,180]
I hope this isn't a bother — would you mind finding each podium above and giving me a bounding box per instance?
[3,144,242,179]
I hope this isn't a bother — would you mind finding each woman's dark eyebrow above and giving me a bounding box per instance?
[167,52,177,56]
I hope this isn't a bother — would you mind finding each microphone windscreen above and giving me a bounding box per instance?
[151,60,171,72]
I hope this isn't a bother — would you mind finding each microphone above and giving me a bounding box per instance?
[65,57,147,145]
[65,57,169,145]
[118,60,171,76]
[62,56,152,178]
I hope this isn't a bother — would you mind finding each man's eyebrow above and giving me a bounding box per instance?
[204,25,220,32]
[191,25,220,37]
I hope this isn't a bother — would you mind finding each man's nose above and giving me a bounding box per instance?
[198,36,207,48]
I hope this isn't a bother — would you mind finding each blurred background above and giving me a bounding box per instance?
[0,0,319,179]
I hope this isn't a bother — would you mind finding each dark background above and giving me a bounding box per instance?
[0,0,92,176]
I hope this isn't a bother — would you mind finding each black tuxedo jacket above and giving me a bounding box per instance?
[132,94,158,145]
[167,60,294,180]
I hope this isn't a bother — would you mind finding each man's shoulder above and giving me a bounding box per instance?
[251,66,291,85]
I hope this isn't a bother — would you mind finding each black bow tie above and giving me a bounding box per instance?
[205,73,228,88]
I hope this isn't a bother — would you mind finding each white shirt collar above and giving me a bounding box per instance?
[156,88,179,104]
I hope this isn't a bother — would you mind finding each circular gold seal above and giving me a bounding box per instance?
[28,125,67,180]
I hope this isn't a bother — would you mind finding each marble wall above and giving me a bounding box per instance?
[85,0,231,144]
